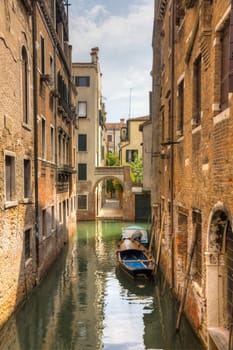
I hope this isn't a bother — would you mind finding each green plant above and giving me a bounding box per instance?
[129,154,143,184]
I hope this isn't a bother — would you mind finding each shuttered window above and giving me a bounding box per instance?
[192,211,202,285]
[5,154,16,202]
[193,55,202,126]
[40,35,45,74]
[24,229,31,260]
[78,195,88,210]
[78,163,87,180]
[221,23,230,110]
[178,79,184,135]
[22,46,29,124]
[24,159,31,199]
[78,134,87,151]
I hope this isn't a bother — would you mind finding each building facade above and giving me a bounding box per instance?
[119,116,149,166]
[73,48,106,220]
[0,0,36,329]
[0,0,77,329]
[105,118,126,155]
[33,0,77,280]
[151,0,233,348]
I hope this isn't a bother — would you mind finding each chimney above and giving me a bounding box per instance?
[90,47,99,64]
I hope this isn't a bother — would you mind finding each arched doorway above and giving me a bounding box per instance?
[206,207,233,331]
[93,176,124,218]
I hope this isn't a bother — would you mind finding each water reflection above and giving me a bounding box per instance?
[0,221,204,350]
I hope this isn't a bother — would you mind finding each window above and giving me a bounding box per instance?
[78,134,87,151]
[40,35,45,74]
[42,118,46,158]
[168,98,172,141]
[50,126,55,162]
[78,163,87,180]
[24,229,31,260]
[78,194,88,210]
[58,134,62,165]
[5,154,16,202]
[22,46,29,124]
[107,135,112,142]
[49,55,54,88]
[75,76,90,87]
[24,159,31,199]
[192,210,202,285]
[126,150,138,163]
[78,101,87,118]
[51,205,55,230]
[161,108,165,143]
[120,127,127,141]
[193,55,202,126]
[220,23,230,110]
[42,209,47,237]
[177,79,184,135]
[59,202,62,223]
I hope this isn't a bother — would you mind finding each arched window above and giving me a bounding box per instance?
[22,46,29,124]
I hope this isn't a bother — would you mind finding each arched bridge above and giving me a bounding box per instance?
[93,165,134,221]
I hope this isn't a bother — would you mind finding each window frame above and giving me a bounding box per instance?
[78,134,87,152]
[177,78,184,136]
[22,46,29,125]
[75,76,90,87]
[78,101,87,118]
[192,55,202,127]
[78,163,87,181]
[5,151,17,206]
[126,149,138,163]
[40,34,45,75]
[41,117,46,159]
[220,23,230,111]
[24,228,31,261]
[23,158,31,200]
[77,194,88,210]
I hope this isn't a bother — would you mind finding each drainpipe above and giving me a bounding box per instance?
[170,0,175,289]
[32,0,39,269]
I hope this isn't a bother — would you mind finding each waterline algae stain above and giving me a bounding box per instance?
[0,221,204,350]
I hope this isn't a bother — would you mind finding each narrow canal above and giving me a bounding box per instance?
[0,221,204,350]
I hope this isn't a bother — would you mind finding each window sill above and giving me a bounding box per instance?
[21,198,33,204]
[5,201,18,209]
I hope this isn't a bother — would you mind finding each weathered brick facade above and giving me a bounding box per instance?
[152,0,233,348]
[0,0,77,330]
[0,0,36,329]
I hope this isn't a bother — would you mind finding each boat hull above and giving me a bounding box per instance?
[116,238,155,279]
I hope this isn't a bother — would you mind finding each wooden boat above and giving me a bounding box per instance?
[116,238,155,279]
[121,225,149,246]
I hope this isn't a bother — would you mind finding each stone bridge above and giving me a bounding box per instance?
[77,165,135,221]
[93,166,134,221]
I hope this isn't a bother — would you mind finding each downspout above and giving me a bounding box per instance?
[170,0,175,289]
[32,0,39,268]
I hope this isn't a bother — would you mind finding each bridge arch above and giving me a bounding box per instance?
[76,166,135,221]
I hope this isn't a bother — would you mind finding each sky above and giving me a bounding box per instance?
[69,0,154,123]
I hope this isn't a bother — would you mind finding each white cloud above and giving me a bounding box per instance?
[70,0,153,122]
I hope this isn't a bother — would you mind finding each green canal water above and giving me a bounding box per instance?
[0,221,205,350]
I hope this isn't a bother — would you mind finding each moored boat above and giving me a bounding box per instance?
[121,225,149,245]
[116,238,155,279]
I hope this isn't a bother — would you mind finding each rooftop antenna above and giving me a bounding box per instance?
[129,88,132,118]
